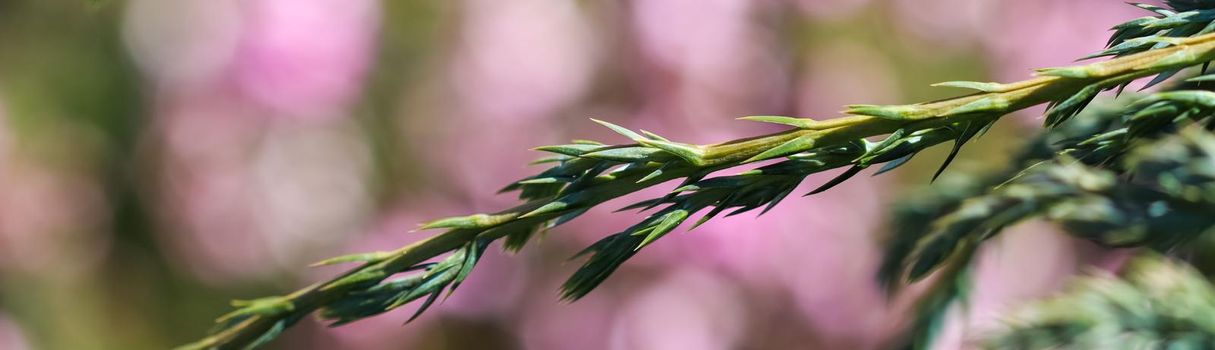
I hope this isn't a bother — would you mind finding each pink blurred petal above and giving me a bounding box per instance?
[0,316,31,350]
[608,269,746,350]
[231,0,380,120]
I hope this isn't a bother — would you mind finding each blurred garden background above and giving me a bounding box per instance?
[0,0,1162,349]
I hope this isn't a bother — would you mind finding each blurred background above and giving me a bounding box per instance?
[0,0,1162,349]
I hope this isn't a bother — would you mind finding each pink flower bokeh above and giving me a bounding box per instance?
[125,0,380,282]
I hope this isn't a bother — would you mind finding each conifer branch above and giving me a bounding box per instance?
[882,89,1215,289]
[985,254,1215,349]
[183,3,1215,348]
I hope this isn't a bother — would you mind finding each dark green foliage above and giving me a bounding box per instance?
[1099,2,1215,60]
[880,100,1129,289]
[874,4,1215,346]
[884,87,1215,285]
[985,255,1215,349]
[880,96,1215,349]
[877,109,1128,350]
[1044,1,1215,127]
[1168,0,1215,12]
[560,121,976,300]
[319,239,491,325]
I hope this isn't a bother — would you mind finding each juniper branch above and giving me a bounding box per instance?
[183,10,1215,350]
[877,3,1215,344]
[882,89,1215,287]
[984,254,1215,349]
[881,90,1215,348]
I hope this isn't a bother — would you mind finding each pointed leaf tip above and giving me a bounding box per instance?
[571,139,604,146]
[738,115,817,129]
[590,118,645,141]
[931,81,1008,93]
[405,289,444,324]
[806,165,864,196]
[417,214,492,230]
[533,144,602,157]
[519,200,577,219]
[636,210,689,250]
[744,134,816,163]
[310,252,392,267]
[1187,74,1215,82]
[932,122,983,182]
[873,153,916,176]
[1034,66,1095,78]
[639,130,670,142]
[637,139,705,166]
[636,167,666,183]
[844,104,917,120]
[944,97,1011,116]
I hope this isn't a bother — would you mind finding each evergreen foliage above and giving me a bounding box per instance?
[183,2,1215,349]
